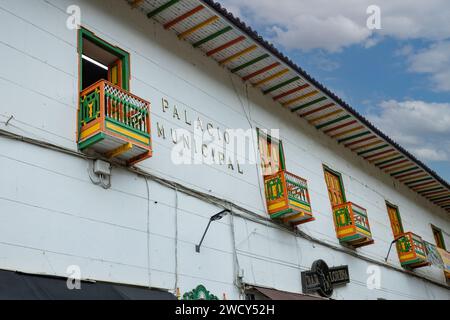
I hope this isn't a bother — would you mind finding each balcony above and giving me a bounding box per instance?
[264,170,314,226]
[332,202,374,248]
[77,80,152,166]
[396,232,429,269]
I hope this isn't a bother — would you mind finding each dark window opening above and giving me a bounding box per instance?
[432,225,446,250]
[82,55,108,90]
[78,28,130,91]
[256,128,286,176]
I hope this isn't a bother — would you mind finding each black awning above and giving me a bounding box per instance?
[0,269,177,300]
[248,285,326,300]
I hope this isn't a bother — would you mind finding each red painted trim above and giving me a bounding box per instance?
[368,152,398,163]
[422,189,450,197]
[435,198,450,205]
[417,186,443,194]
[411,181,438,190]
[399,173,427,183]
[394,170,423,180]
[207,36,246,56]
[363,149,395,160]
[127,150,152,166]
[164,5,204,29]
[273,84,310,100]
[344,135,376,147]
[242,62,280,81]
[323,120,357,134]
[422,190,449,197]
[300,103,335,117]
[379,159,409,170]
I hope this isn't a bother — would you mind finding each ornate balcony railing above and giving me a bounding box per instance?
[264,170,314,226]
[332,202,374,248]
[396,232,429,269]
[77,80,152,166]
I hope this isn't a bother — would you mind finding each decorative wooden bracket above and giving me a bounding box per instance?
[106,142,133,159]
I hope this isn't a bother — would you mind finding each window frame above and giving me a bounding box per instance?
[385,202,404,238]
[256,128,286,175]
[78,27,131,91]
[431,224,446,250]
[323,165,347,206]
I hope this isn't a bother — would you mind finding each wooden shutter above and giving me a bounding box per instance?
[108,59,122,88]
[387,204,404,237]
[258,132,284,176]
[324,170,345,206]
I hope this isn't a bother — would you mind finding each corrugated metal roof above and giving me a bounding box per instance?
[126,0,450,213]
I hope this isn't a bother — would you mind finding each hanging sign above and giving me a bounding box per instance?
[301,260,350,298]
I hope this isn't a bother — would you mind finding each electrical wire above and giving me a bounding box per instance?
[228,74,267,211]
[87,161,102,186]
[174,188,179,295]
[87,160,111,189]
[144,176,152,288]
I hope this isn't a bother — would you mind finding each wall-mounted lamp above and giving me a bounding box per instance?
[195,209,230,253]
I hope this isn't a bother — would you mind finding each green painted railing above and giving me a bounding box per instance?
[333,202,371,232]
[104,82,149,135]
[285,171,311,206]
[397,232,427,256]
[79,87,101,126]
[79,80,150,138]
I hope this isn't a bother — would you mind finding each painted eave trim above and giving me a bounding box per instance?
[127,0,450,212]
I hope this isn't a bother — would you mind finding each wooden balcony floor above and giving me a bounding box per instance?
[84,133,150,163]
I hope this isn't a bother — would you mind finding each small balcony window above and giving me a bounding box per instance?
[258,130,314,226]
[77,28,152,165]
[385,203,429,269]
[324,166,374,248]
[431,225,446,250]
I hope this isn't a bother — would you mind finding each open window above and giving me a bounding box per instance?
[76,28,152,166]
[257,129,285,176]
[257,129,314,226]
[385,203,429,269]
[431,225,446,250]
[78,28,130,91]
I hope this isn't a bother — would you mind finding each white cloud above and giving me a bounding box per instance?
[407,42,450,92]
[310,53,340,71]
[367,100,450,162]
[219,0,450,52]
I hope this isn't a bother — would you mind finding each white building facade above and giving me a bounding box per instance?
[0,0,449,300]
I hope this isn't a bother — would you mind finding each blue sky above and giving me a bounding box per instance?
[220,0,450,182]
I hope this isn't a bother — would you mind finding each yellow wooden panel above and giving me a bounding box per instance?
[325,170,345,206]
[106,122,150,145]
[268,201,288,211]
[80,123,101,140]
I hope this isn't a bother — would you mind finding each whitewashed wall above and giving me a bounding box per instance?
[0,0,448,299]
